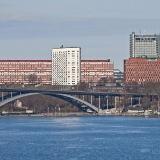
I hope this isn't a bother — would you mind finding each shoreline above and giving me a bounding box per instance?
[1,112,160,118]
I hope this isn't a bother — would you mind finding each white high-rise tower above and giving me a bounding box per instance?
[51,46,81,85]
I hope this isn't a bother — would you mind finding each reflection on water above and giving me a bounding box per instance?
[0,116,160,160]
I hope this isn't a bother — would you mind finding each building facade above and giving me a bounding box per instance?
[124,58,160,83]
[0,60,52,84]
[114,69,124,81]
[130,32,160,58]
[81,60,114,84]
[51,46,81,85]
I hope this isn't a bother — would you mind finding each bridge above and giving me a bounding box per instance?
[0,88,145,113]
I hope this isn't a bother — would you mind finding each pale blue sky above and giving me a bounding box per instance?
[1,0,160,70]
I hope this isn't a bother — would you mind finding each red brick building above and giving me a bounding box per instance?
[81,60,114,84]
[0,60,52,84]
[124,58,160,83]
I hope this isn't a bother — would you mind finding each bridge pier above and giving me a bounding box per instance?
[1,92,3,102]
[106,96,108,110]
[91,95,92,105]
[99,95,101,110]
[131,97,133,107]
[115,96,117,110]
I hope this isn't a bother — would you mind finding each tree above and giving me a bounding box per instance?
[151,82,160,110]
[98,76,115,85]
[98,77,108,84]
[78,82,89,91]
[37,76,42,84]
[142,96,150,110]
[28,74,37,84]
[125,81,141,93]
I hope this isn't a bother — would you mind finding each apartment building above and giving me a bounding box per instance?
[51,46,81,85]
[0,60,52,84]
[81,60,114,84]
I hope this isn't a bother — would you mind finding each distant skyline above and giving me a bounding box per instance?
[1,0,160,71]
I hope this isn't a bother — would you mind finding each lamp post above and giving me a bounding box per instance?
[48,107,49,116]
[59,107,60,115]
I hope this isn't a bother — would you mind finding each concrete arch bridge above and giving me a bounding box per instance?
[0,90,99,112]
[0,88,145,113]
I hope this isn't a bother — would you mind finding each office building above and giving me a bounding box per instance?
[51,46,81,85]
[124,58,160,83]
[130,32,160,58]
[0,60,52,84]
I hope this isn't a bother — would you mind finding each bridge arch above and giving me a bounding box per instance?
[0,92,98,112]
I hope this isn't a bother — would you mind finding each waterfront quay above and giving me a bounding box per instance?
[1,110,159,118]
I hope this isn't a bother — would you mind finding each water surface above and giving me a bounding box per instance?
[0,116,160,160]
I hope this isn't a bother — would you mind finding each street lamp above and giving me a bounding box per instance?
[59,107,60,115]
[48,107,49,116]
[55,107,56,116]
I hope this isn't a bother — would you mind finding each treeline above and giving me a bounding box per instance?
[122,81,160,111]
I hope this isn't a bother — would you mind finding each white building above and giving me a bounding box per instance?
[130,32,160,58]
[51,46,81,85]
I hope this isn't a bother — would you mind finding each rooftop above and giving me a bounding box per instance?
[0,60,51,62]
[81,60,110,62]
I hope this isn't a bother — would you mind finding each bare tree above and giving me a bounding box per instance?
[98,77,108,84]
[125,81,141,93]
[78,82,89,91]
[98,76,115,85]
[28,74,37,84]
[37,76,42,84]
[142,96,150,110]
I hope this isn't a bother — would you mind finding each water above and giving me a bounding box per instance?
[0,116,160,160]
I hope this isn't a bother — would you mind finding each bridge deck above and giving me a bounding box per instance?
[0,88,145,97]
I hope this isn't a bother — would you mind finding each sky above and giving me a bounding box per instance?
[1,0,160,71]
